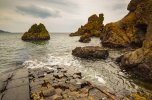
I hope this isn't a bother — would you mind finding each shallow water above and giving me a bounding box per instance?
[0,32,150,96]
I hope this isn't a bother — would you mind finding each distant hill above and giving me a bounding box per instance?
[0,30,11,33]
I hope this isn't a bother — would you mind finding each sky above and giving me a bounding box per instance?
[0,0,130,32]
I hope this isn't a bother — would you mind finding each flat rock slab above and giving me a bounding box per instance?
[2,85,30,100]
[7,77,29,89]
[0,72,13,82]
[0,93,2,100]
[12,68,29,79]
[0,81,7,92]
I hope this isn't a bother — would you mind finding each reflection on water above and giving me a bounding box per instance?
[0,33,151,96]
[29,40,49,45]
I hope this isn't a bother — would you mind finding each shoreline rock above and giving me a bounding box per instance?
[110,0,152,83]
[100,0,152,49]
[0,66,117,100]
[79,33,91,43]
[72,46,109,59]
[22,23,50,41]
[116,48,152,82]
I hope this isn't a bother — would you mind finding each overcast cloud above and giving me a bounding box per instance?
[0,0,130,32]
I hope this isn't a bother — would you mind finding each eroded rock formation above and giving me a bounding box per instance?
[22,23,50,41]
[70,14,104,38]
[114,0,152,82]
[101,0,151,48]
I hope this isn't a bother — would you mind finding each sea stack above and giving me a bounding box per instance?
[22,23,50,41]
[70,14,104,37]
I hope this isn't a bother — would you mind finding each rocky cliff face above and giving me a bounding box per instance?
[113,0,152,82]
[22,23,50,41]
[101,0,152,48]
[70,14,104,38]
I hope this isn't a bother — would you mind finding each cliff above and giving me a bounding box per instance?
[111,0,152,82]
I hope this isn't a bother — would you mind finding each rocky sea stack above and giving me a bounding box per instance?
[70,14,104,43]
[22,23,50,41]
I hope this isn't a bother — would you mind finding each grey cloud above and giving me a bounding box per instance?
[112,3,127,10]
[40,0,77,6]
[16,5,61,18]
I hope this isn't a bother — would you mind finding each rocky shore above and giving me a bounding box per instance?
[70,0,152,83]
[0,66,117,100]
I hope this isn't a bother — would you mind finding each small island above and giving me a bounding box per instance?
[0,30,11,33]
[21,23,50,41]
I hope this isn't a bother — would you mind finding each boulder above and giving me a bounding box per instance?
[117,48,152,81]
[22,23,50,41]
[72,46,109,59]
[70,14,104,38]
[79,33,91,43]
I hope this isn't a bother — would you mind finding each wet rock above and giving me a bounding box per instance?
[0,82,7,93]
[74,72,82,76]
[88,88,108,100]
[60,69,67,73]
[44,74,54,80]
[69,84,78,91]
[30,79,44,88]
[12,68,29,79]
[70,14,104,38]
[55,88,63,95]
[7,77,29,89]
[75,79,88,89]
[53,72,64,79]
[73,74,81,79]
[3,85,30,100]
[49,94,62,100]
[72,46,109,59]
[0,67,118,100]
[42,87,56,97]
[0,72,13,82]
[21,23,50,41]
[118,48,152,81]
[68,91,80,98]
[0,93,2,100]
[46,69,54,74]
[79,33,91,43]
[30,84,41,93]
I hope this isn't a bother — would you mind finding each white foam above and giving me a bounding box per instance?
[22,54,106,85]
[23,54,82,69]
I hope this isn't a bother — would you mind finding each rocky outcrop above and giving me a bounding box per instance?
[101,0,152,48]
[22,23,50,41]
[79,33,91,43]
[72,46,109,59]
[70,14,104,37]
[117,47,152,82]
[113,0,152,82]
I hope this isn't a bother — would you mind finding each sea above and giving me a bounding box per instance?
[0,32,151,96]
